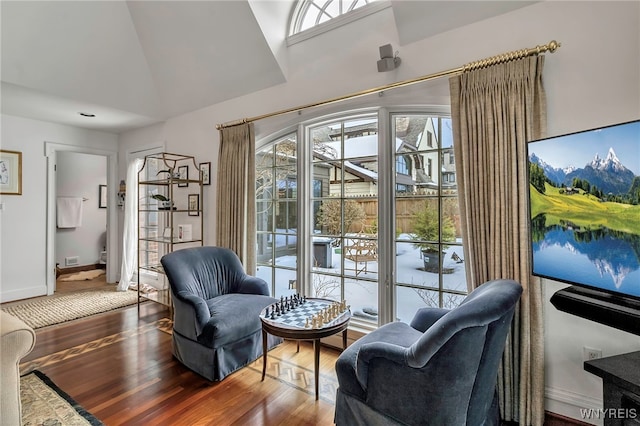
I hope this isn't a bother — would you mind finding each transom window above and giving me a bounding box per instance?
[289,0,385,40]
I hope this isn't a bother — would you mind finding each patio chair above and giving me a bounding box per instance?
[343,234,378,276]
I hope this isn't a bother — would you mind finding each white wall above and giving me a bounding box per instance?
[56,151,107,268]
[124,0,637,421]
[0,114,118,302]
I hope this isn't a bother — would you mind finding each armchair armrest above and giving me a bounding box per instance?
[175,292,210,336]
[409,307,450,332]
[355,342,408,391]
[235,275,270,296]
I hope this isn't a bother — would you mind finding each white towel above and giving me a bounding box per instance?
[57,197,83,228]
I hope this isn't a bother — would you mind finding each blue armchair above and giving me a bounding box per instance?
[160,246,282,381]
[334,279,522,425]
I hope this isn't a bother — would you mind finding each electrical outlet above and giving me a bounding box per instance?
[583,346,602,361]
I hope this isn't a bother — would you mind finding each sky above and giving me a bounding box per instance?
[528,120,640,175]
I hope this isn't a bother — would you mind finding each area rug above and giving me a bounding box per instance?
[58,269,105,281]
[2,288,138,329]
[21,370,103,425]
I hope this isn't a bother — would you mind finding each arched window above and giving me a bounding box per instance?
[289,0,385,39]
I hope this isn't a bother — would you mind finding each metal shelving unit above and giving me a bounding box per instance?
[137,152,204,311]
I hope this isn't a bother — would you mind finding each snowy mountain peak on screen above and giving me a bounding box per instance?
[589,148,626,172]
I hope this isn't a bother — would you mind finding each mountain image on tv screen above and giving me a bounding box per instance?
[527,120,640,299]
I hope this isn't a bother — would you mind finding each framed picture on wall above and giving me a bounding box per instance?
[188,194,199,216]
[99,185,107,208]
[178,165,188,187]
[0,150,22,195]
[199,162,211,185]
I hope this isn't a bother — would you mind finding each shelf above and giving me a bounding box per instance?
[138,248,159,254]
[139,237,203,245]
[139,178,202,185]
[139,288,171,307]
[140,264,164,274]
[139,209,194,213]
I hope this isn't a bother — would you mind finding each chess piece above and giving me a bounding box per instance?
[305,317,310,328]
[265,307,270,318]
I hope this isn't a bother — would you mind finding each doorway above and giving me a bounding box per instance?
[55,151,108,291]
[45,142,118,296]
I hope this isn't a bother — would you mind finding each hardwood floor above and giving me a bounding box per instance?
[15,283,584,425]
[55,270,111,293]
[20,302,341,425]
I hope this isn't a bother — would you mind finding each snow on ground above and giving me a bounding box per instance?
[256,237,467,324]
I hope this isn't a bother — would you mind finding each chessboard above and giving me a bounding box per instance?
[262,297,347,329]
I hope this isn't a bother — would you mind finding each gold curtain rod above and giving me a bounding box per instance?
[216,40,560,130]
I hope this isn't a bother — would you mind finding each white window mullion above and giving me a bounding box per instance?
[377,108,395,325]
[298,123,312,297]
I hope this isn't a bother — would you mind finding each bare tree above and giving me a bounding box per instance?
[414,288,463,309]
[256,139,297,214]
[312,274,340,299]
[317,199,365,236]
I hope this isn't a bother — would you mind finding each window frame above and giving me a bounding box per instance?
[287,0,390,46]
[255,105,462,330]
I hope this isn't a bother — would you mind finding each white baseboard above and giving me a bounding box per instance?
[0,285,48,303]
[546,386,603,426]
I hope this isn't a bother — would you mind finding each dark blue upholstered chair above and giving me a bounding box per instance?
[334,279,522,426]
[160,246,282,381]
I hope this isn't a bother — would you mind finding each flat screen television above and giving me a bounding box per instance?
[527,119,640,333]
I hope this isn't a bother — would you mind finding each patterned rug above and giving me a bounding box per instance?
[21,370,103,425]
[2,288,138,329]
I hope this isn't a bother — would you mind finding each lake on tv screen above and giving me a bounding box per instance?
[531,222,640,298]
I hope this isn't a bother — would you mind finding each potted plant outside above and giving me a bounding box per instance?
[410,205,456,272]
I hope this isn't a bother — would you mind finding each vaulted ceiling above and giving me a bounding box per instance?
[1,1,534,134]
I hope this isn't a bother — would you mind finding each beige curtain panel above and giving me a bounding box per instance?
[449,55,546,425]
[216,122,257,274]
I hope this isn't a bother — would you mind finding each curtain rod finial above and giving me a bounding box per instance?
[548,40,560,52]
